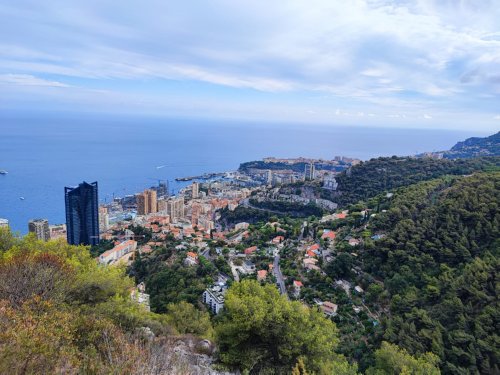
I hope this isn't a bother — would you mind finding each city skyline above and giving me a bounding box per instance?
[1,1,499,131]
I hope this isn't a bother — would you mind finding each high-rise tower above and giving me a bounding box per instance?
[65,181,99,246]
[28,218,50,241]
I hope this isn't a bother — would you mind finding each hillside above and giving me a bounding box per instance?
[444,131,500,159]
[358,172,499,373]
[0,232,230,374]
[332,156,499,207]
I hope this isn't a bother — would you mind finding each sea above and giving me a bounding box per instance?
[0,113,490,234]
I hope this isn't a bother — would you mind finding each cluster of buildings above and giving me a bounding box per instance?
[3,155,358,246]
[243,156,358,191]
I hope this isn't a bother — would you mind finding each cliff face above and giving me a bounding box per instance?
[445,131,500,158]
[169,337,239,375]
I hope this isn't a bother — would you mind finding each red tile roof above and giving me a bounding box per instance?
[293,280,303,287]
[307,250,317,257]
[321,231,336,240]
[307,244,320,251]
[244,245,258,255]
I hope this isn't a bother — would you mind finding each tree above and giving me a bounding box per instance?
[0,252,73,308]
[165,301,213,338]
[216,280,353,373]
[326,252,354,279]
[367,342,440,375]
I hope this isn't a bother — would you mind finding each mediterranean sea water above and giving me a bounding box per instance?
[0,112,489,233]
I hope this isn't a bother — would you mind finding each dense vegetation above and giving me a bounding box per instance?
[361,172,500,374]
[444,131,500,158]
[219,200,324,228]
[219,205,281,226]
[249,198,324,217]
[130,247,218,313]
[2,154,498,374]
[0,230,212,374]
[332,156,499,207]
[239,160,308,173]
[216,280,356,374]
[239,160,348,173]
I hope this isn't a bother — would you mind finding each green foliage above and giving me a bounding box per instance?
[215,280,354,374]
[362,172,500,374]
[89,238,114,257]
[333,156,499,207]
[239,160,308,173]
[249,199,324,217]
[326,252,355,279]
[220,205,280,226]
[0,231,189,373]
[147,263,213,312]
[165,301,213,338]
[367,342,440,375]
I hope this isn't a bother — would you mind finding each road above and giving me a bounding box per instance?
[229,260,240,282]
[273,254,288,299]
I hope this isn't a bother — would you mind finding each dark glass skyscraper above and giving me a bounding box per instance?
[65,181,99,246]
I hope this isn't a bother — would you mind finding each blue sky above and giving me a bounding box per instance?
[1,0,500,131]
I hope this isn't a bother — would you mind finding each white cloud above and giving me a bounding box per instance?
[493,115,500,120]
[0,0,499,130]
[423,114,432,119]
[0,74,69,87]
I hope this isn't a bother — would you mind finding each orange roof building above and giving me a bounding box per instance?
[257,270,268,281]
[244,245,258,255]
[293,280,303,288]
[272,235,285,244]
[321,231,336,240]
[307,243,320,252]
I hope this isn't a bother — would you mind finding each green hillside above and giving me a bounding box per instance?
[361,172,499,374]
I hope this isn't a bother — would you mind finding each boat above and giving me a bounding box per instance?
[0,170,7,175]
[19,197,25,200]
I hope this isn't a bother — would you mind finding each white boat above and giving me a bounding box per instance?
[19,197,25,200]
[0,170,7,175]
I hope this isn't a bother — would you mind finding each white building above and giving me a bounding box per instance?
[320,301,338,317]
[28,218,50,241]
[305,162,316,180]
[192,182,200,199]
[266,170,273,185]
[99,240,137,264]
[234,222,250,231]
[203,284,226,314]
[167,196,185,222]
[184,251,199,266]
[99,206,109,232]
[198,216,215,232]
[323,174,338,191]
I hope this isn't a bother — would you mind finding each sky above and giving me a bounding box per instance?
[0,0,499,131]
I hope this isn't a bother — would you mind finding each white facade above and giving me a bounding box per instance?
[99,240,137,264]
[323,174,338,191]
[202,285,226,314]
